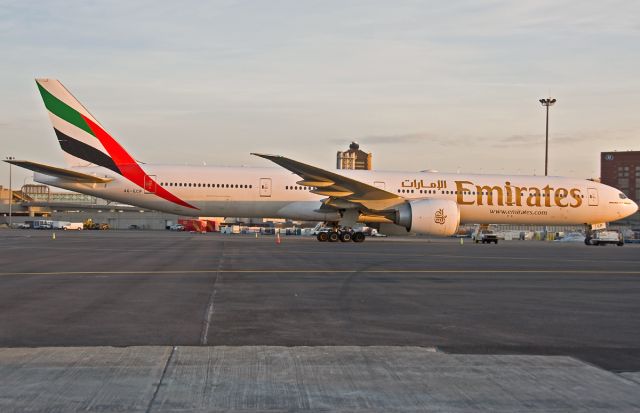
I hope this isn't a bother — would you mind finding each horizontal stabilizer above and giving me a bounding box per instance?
[4,160,113,183]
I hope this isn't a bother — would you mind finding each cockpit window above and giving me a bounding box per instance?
[619,193,627,199]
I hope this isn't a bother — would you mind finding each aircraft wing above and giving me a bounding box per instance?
[252,153,403,211]
[5,160,113,184]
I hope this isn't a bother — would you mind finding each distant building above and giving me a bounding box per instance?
[337,142,372,170]
[601,151,640,204]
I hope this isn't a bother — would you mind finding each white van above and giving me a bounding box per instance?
[63,222,83,230]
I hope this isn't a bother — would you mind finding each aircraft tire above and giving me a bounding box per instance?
[317,232,329,242]
[328,232,340,242]
[339,232,352,242]
[352,232,365,243]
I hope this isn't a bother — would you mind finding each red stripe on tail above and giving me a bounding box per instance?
[81,115,198,210]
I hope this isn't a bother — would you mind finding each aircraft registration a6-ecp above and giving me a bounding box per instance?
[7,79,638,243]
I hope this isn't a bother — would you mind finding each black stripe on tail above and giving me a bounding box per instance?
[54,129,120,174]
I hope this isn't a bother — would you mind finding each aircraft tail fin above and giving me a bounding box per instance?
[35,78,135,174]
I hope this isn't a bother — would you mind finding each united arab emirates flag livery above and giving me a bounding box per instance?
[35,78,197,209]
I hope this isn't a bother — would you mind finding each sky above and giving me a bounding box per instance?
[1,0,639,188]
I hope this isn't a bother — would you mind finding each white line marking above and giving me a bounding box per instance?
[0,270,639,276]
[200,242,225,345]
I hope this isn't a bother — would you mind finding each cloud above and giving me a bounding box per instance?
[356,132,467,147]
[493,134,542,146]
[493,129,638,148]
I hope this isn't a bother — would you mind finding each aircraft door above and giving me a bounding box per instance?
[144,175,157,194]
[374,181,386,190]
[259,178,272,197]
[587,187,598,206]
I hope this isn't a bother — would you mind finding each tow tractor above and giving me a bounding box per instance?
[584,223,624,246]
[472,225,499,244]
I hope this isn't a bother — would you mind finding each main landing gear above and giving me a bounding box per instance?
[316,227,365,243]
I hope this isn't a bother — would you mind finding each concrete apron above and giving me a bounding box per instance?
[0,346,639,412]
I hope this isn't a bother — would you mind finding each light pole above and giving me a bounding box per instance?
[539,98,556,176]
[5,156,15,227]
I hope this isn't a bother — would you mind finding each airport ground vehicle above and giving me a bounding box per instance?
[585,230,624,246]
[62,222,83,230]
[83,219,109,230]
[169,224,185,231]
[33,220,53,230]
[472,229,498,244]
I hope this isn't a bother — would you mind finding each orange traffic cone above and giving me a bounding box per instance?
[276,231,281,244]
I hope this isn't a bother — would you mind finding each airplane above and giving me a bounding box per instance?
[6,79,638,243]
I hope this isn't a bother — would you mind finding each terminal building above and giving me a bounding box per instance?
[601,150,640,223]
[0,183,293,231]
[0,184,184,230]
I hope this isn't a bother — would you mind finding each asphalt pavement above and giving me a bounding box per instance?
[0,230,638,372]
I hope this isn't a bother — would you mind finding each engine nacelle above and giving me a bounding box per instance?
[395,199,460,236]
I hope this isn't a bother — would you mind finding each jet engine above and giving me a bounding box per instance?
[395,199,460,236]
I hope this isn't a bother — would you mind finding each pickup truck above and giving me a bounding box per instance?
[473,229,499,244]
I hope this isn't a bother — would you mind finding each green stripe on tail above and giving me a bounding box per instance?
[36,82,95,136]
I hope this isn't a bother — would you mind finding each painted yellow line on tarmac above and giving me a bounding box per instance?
[0,269,639,276]
[8,245,639,265]
[256,250,640,265]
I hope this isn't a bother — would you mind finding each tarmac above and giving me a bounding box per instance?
[0,230,639,411]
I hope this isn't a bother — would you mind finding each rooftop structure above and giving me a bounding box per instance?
[336,142,372,170]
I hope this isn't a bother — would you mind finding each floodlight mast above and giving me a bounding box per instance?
[539,98,556,176]
[5,156,14,227]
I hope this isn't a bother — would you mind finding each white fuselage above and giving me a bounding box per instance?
[35,164,638,226]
